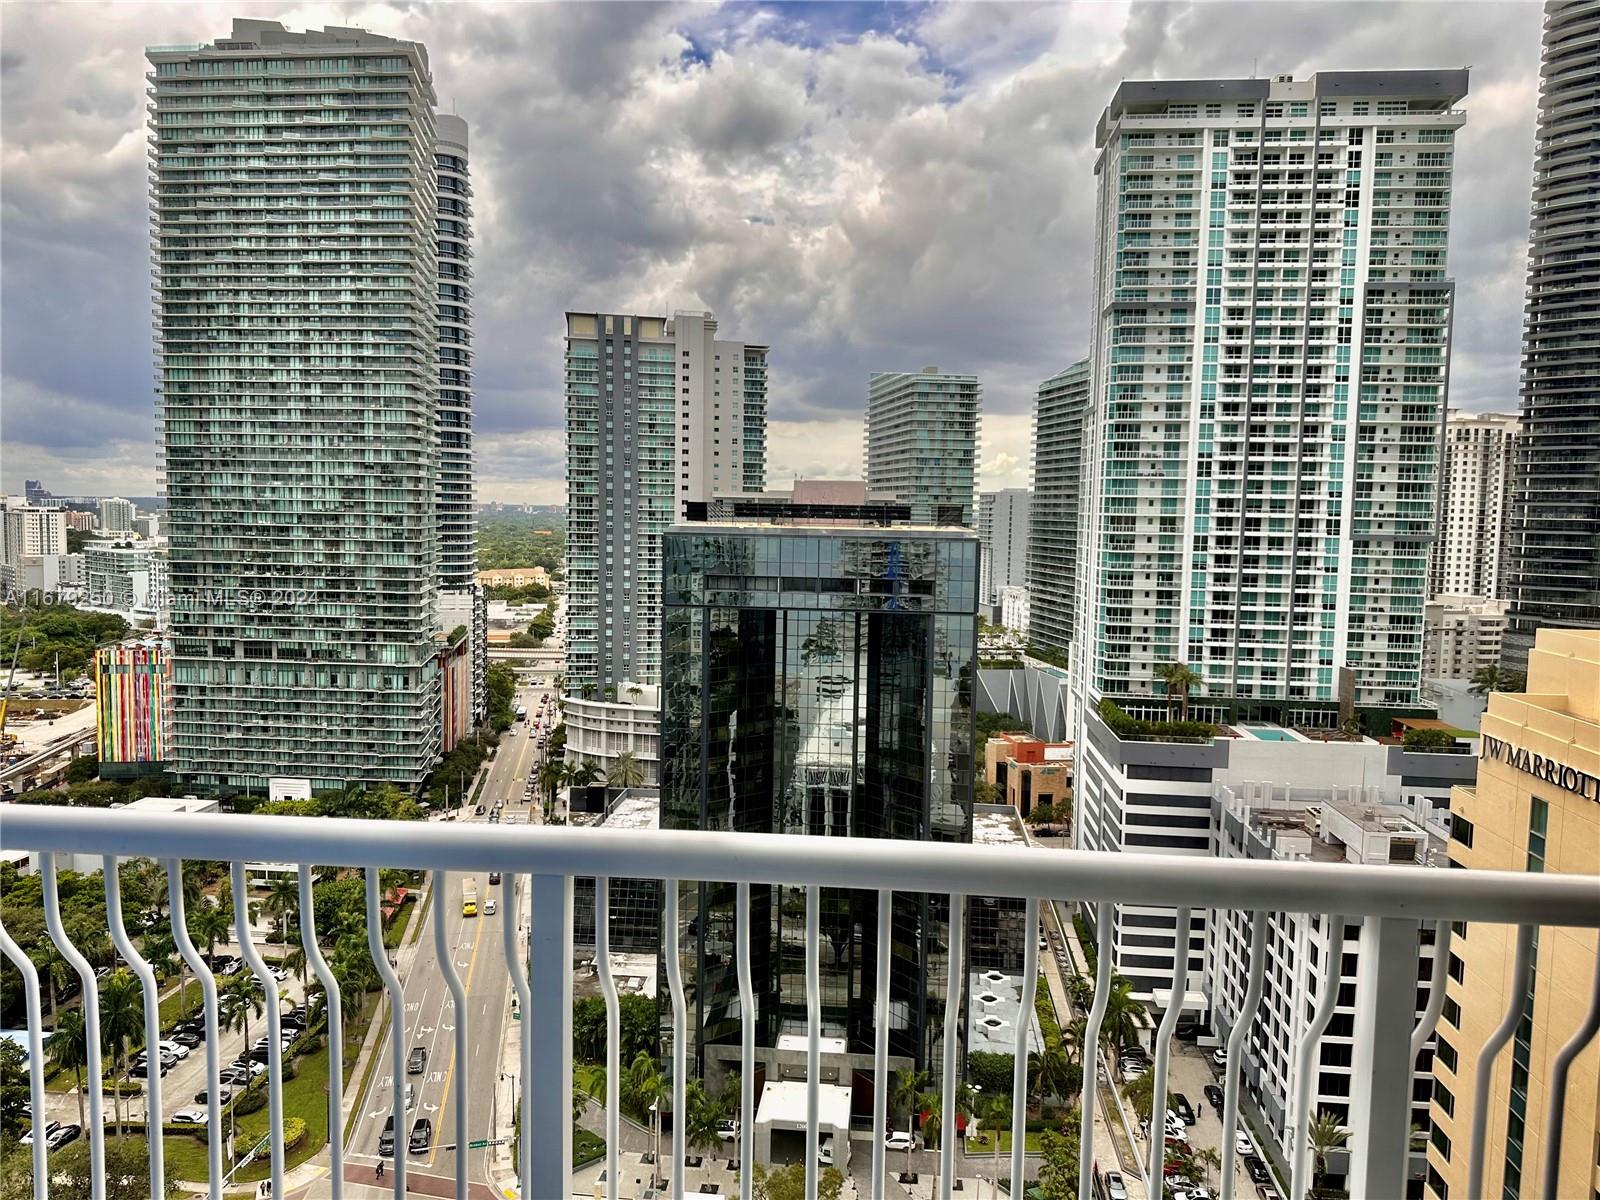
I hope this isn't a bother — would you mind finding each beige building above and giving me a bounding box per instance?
[983,731,1071,819]
[1423,594,1510,679]
[1425,627,1599,1200]
[477,567,551,589]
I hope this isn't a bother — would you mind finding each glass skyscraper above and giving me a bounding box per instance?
[661,520,978,1092]
[150,21,445,789]
[1026,360,1090,659]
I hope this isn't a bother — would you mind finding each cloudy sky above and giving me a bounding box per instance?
[1,1,1543,504]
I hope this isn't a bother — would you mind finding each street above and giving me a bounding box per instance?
[344,679,555,1195]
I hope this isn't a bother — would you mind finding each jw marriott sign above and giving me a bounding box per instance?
[1481,735,1600,803]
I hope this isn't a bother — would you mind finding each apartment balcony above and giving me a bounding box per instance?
[2,807,1596,1200]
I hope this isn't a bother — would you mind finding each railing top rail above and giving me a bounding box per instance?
[3,806,1597,928]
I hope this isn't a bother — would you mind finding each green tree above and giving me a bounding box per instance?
[1098,975,1144,1056]
[1123,1065,1157,1123]
[574,1062,608,1106]
[625,1052,667,1187]
[979,1092,1011,1198]
[262,874,300,944]
[1029,1045,1079,1111]
[1403,727,1458,751]
[1155,662,1202,722]
[0,1038,29,1137]
[892,1068,929,1178]
[1469,665,1525,696]
[1308,1109,1350,1197]
[220,971,264,1077]
[190,900,232,967]
[683,1078,728,1161]
[98,969,143,1136]
[1035,1125,1082,1200]
[974,777,1000,806]
[49,1005,91,1128]
[751,1162,843,1200]
[29,939,72,1018]
[604,751,646,792]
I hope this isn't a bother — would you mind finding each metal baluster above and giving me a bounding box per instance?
[43,856,104,1199]
[735,882,756,1200]
[297,863,343,1200]
[106,856,164,1200]
[430,870,469,1199]
[595,878,620,1200]
[1078,901,1114,1200]
[805,885,821,1200]
[166,859,223,1200]
[939,893,965,1200]
[1541,941,1600,1200]
[1348,916,1422,1200]
[872,888,892,1198]
[1010,898,1038,1199]
[366,867,407,1198]
[500,872,533,1192]
[1467,924,1534,1199]
[1289,913,1345,1200]
[528,874,572,1200]
[0,915,47,1198]
[1146,906,1192,1197]
[664,880,687,1200]
[1409,920,1453,1064]
[232,862,285,1197]
[1220,911,1269,1200]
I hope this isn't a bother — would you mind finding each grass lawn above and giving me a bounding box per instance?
[157,979,203,1027]
[965,1130,1043,1153]
[341,991,385,1144]
[228,1038,330,1182]
[573,1126,604,1168]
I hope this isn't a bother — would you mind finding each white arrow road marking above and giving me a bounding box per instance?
[421,1026,435,1034]
[424,1103,439,1113]
[443,1023,455,1032]
[369,1109,385,1119]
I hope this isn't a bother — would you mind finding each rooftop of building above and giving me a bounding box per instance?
[968,967,1044,1055]
[1220,786,1444,866]
[973,803,1028,847]
[571,789,660,831]
[668,519,977,539]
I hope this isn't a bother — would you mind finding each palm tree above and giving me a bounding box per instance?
[221,972,263,1075]
[1307,1109,1350,1196]
[98,969,143,1136]
[892,1068,929,1179]
[575,1062,608,1106]
[979,1093,1010,1200]
[262,875,299,945]
[1470,665,1525,696]
[1028,1045,1074,1109]
[1155,662,1202,722]
[605,751,646,793]
[1192,1145,1223,1188]
[1098,975,1144,1057]
[1122,1066,1157,1124]
[684,1079,727,1163]
[920,1091,944,1195]
[626,1052,667,1187]
[538,758,566,817]
[29,941,70,1017]
[49,1007,90,1129]
[190,901,232,968]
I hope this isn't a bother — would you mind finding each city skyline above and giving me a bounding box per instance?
[0,2,1550,504]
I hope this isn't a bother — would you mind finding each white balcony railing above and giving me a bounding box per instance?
[2,806,1597,1200]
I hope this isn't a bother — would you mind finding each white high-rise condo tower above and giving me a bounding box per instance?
[1076,71,1468,724]
[564,310,769,694]
[1431,410,1519,600]
[864,368,980,527]
[978,488,1031,610]
[149,20,448,789]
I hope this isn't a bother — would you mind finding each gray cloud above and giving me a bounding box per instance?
[0,2,1543,505]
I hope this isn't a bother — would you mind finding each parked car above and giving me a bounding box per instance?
[171,1108,208,1125]
[1103,1169,1129,1200]
[1212,1046,1229,1067]
[1256,1184,1283,1200]
[20,1121,60,1146]
[129,1059,166,1079]
[1245,1156,1271,1185]
[409,1117,433,1153]
[408,1047,427,1075]
[488,871,502,885]
[46,1124,81,1152]
[1174,1022,1203,1042]
[1236,1129,1256,1158]
[884,1130,916,1151]
[1172,1093,1196,1125]
[1203,1084,1225,1113]
[171,1031,203,1049]
[220,1067,252,1086]
[157,1040,191,1060]
[817,1134,837,1166]
[716,1120,740,1142]
[378,1116,396,1157]
[194,1088,233,1106]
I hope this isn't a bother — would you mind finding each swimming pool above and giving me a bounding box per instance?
[1242,724,1297,741]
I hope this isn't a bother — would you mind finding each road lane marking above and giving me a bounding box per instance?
[427,906,486,1168]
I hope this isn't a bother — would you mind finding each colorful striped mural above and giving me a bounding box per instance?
[94,642,172,764]
[439,638,473,754]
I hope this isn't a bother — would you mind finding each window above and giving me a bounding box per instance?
[1528,797,1548,872]
[1436,1035,1457,1074]
[1430,1124,1452,1160]
[1434,1080,1455,1118]
[1449,812,1474,848]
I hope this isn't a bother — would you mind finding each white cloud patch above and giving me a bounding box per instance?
[0,1,1545,505]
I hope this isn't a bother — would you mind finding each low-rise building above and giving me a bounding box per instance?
[999,585,1030,636]
[84,541,163,618]
[983,731,1071,819]
[562,684,660,787]
[477,567,551,590]
[1208,786,1445,1196]
[1423,595,1510,679]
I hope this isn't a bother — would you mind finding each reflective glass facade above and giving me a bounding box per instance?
[662,524,978,1082]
